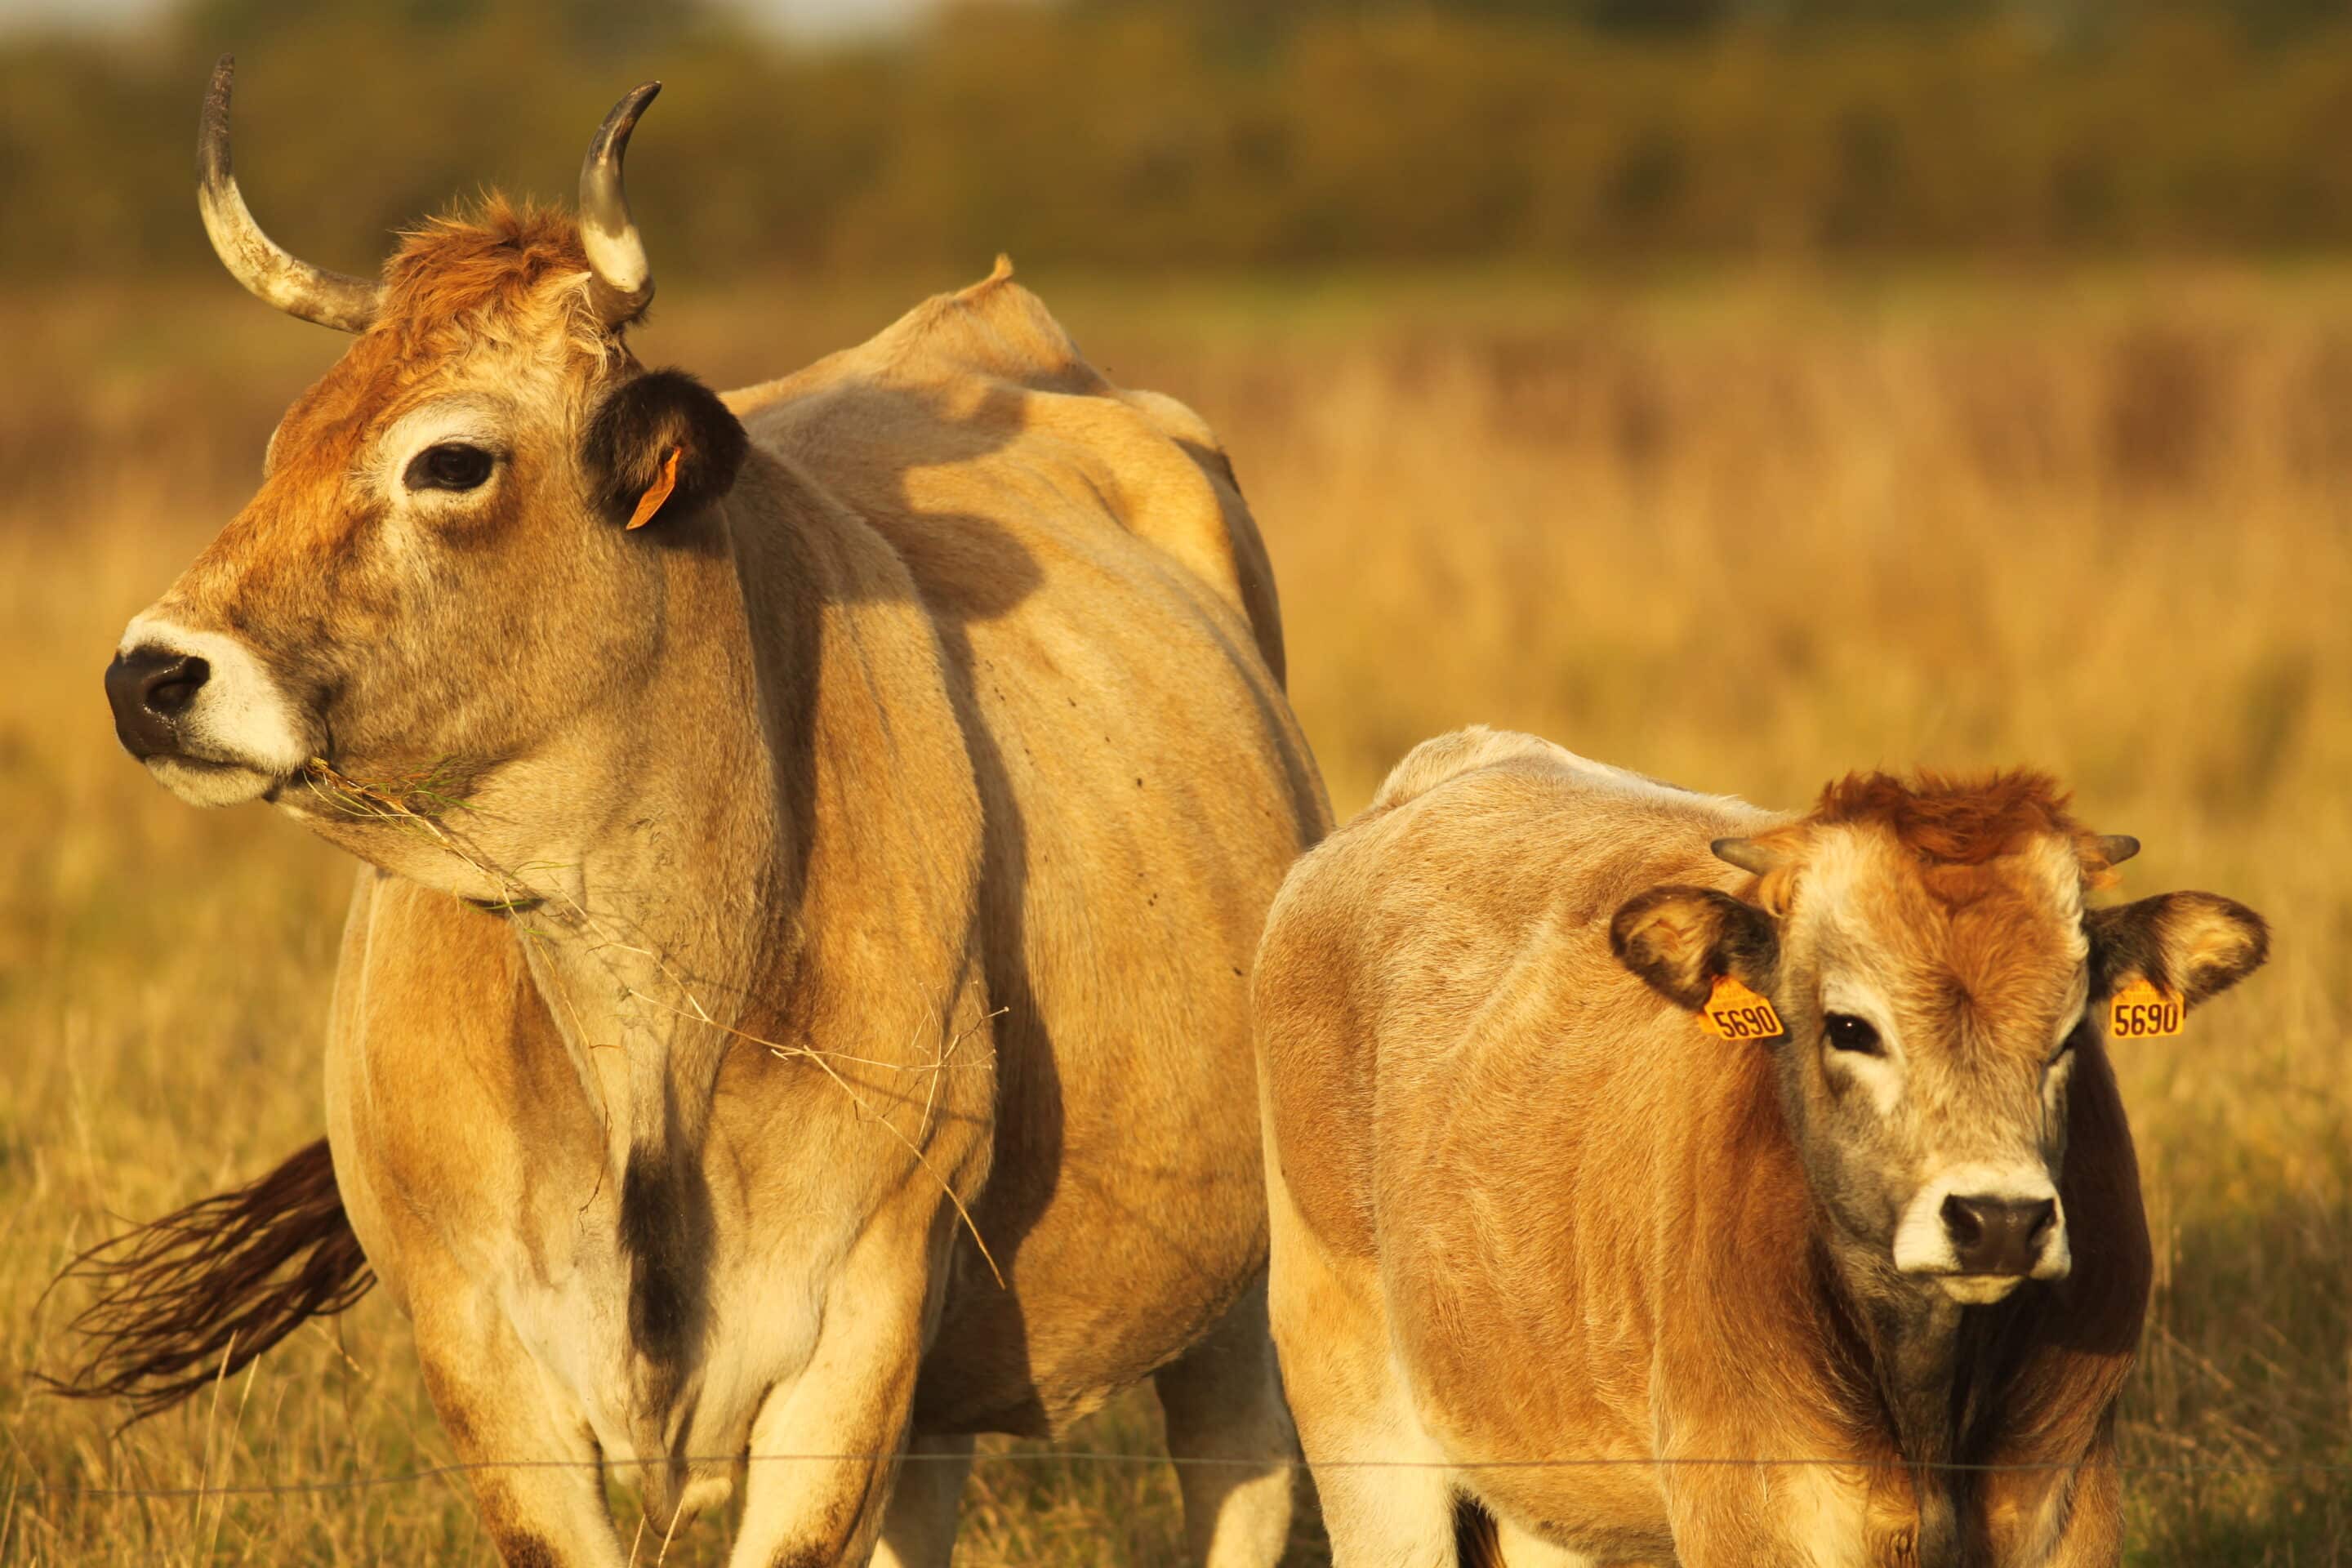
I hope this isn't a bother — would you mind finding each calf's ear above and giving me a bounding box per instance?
[2087,892,2269,1009]
[584,368,749,529]
[1610,886,1780,1011]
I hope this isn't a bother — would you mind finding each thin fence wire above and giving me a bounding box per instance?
[16,1450,2352,1502]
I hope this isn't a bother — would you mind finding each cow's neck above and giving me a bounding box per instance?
[492,457,982,1203]
[506,515,797,1179]
[1824,1235,2034,1564]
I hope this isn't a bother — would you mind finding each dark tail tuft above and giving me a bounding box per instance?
[38,1138,373,1422]
[1454,1494,1504,1567]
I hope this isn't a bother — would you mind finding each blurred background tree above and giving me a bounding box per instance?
[5,0,2352,281]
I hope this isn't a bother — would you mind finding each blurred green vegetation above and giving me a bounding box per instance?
[13,0,2352,281]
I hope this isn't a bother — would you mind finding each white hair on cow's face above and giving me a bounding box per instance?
[370,399,516,528]
[1794,835,1912,1118]
[116,610,310,807]
[376,401,510,483]
[1892,1160,2071,1304]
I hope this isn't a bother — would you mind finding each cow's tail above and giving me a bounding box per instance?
[1454,1494,1505,1566]
[39,1138,374,1421]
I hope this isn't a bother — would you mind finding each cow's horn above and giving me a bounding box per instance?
[197,56,381,334]
[2092,834,2141,868]
[579,82,662,327]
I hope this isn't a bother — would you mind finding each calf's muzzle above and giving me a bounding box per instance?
[106,648,211,760]
[1941,1193,2058,1276]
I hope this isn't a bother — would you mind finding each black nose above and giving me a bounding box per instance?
[105,647,211,760]
[1941,1194,2057,1276]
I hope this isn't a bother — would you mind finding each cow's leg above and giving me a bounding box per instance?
[869,1434,973,1568]
[412,1303,627,1568]
[727,1222,935,1568]
[1153,1277,1297,1568]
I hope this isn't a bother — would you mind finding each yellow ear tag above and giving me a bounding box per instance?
[1698,976,1784,1040]
[2109,977,2185,1039]
[626,445,684,530]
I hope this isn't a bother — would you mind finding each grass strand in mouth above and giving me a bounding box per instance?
[297,756,474,824]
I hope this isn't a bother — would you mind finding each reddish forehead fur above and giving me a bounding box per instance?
[208,198,599,572]
[377,195,594,342]
[1811,768,2098,870]
[1799,772,2100,1037]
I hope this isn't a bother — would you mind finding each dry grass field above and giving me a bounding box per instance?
[2,263,2348,1564]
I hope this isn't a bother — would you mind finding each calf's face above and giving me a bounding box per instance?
[1614,779,2266,1307]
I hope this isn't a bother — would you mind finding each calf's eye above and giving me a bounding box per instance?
[406,443,495,492]
[1823,1013,1882,1055]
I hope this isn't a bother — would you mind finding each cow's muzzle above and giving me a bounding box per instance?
[106,615,310,807]
[106,646,211,760]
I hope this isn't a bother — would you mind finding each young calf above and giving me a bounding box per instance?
[1255,728,2268,1567]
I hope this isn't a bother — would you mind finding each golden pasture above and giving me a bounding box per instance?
[2,265,2346,1563]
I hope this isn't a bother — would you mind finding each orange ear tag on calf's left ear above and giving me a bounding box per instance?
[626,445,684,530]
[2109,977,2185,1039]
[1698,975,1784,1040]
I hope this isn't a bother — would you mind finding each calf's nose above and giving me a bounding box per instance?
[1941,1194,2056,1276]
[105,647,211,759]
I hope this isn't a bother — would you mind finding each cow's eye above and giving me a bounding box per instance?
[406,443,495,492]
[1823,1013,1882,1055]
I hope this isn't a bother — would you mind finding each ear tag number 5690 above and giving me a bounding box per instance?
[2109,978,2185,1039]
[1699,976,1784,1040]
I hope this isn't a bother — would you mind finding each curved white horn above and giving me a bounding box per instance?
[578,82,662,327]
[197,56,381,334]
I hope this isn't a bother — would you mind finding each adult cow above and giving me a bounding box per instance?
[1255,728,2268,1567]
[74,59,1330,1568]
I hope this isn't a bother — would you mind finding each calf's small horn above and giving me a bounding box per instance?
[579,82,662,327]
[1711,837,1782,877]
[196,56,381,334]
[2093,834,2141,869]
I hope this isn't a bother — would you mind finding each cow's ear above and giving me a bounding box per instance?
[1610,886,1780,1011]
[2087,892,2269,1009]
[585,368,748,529]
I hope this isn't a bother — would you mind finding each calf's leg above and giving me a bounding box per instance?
[2012,1437,2124,1567]
[1267,1163,1454,1567]
[1487,1510,1612,1568]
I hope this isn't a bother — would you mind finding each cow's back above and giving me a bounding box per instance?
[730,261,1287,683]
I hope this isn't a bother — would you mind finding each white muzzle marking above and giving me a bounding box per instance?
[1891,1160,2070,1306]
[118,612,310,807]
